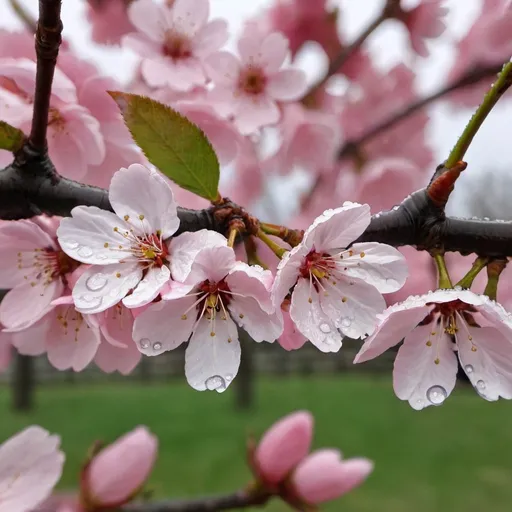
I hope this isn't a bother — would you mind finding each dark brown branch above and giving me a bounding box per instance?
[29,0,63,151]
[338,63,503,159]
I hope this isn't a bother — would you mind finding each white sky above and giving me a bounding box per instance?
[1,0,511,218]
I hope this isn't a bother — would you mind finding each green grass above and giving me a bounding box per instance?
[1,376,511,512]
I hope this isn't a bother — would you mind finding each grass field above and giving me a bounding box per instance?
[0,376,511,512]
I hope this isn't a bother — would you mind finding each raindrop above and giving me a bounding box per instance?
[152,342,162,351]
[477,380,486,390]
[320,323,331,333]
[225,374,233,382]
[341,318,352,328]
[77,246,94,258]
[454,285,462,291]
[139,338,150,349]
[78,295,103,309]
[426,385,447,405]
[86,273,108,292]
[62,239,79,249]
[205,375,227,392]
[465,364,474,374]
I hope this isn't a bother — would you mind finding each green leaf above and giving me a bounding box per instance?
[109,92,220,201]
[0,121,25,153]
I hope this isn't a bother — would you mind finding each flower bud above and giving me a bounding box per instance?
[83,426,157,508]
[254,411,313,483]
[292,449,373,504]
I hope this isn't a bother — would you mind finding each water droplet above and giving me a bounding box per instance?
[78,294,103,309]
[426,385,447,405]
[77,246,93,258]
[341,318,352,327]
[477,380,486,390]
[320,323,331,333]
[465,364,474,374]
[454,285,463,291]
[153,342,162,351]
[86,273,108,292]
[205,375,227,392]
[63,239,79,249]
[225,374,233,382]
[139,338,150,349]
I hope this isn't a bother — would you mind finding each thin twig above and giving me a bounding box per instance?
[8,0,37,32]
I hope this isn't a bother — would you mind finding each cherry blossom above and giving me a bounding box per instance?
[86,0,135,45]
[57,164,181,313]
[123,0,228,91]
[0,217,79,331]
[355,289,512,409]
[0,426,64,512]
[272,203,408,351]
[205,30,307,134]
[133,242,283,392]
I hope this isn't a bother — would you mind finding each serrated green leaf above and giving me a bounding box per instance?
[0,121,25,153]
[109,92,220,201]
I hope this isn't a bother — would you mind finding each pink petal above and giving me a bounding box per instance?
[234,95,280,134]
[204,51,240,86]
[193,20,229,56]
[172,0,210,33]
[304,203,371,253]
[393,321,458,410]
[185,315,240,392]
[226,262,274,310]
[109,164,179,239]
[95,338,141,375]
[187,245,235,285]
[0,426,64,512]
[10,318,49,356]
[267,69,307,101]
[132,296,197,355]
[259,32,289,72]
[255,411,313,483]
[272,243,309,307]
[47,127,88,180]
[122,266,170,309]
[72,263,143,314]
[122,33,162,58]
[127,0,164,41]
[278,309,308,351]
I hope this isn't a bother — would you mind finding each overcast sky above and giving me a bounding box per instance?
[1,0,511,218]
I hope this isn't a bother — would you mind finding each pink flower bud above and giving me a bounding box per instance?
[254,411,313,483]
[292,449,373,504]
[85,426,157,507]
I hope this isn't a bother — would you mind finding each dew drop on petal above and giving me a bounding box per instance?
[205,375,227,392]
[62,239,79,249]
[320,323,331,333]
[477,380,486,390]
[139,338,150,349]
[78,295,103,309]
[153,342,162,351]
[465,364,474,374]
[341,318,352,327]
[86,273,108,292]
[225,374,233,382]
[426,385,447,405]
[78,246,94,258]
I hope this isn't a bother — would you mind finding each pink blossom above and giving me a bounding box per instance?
[57,164,181,313]
[86,0,135,45]
[292,450,373,504]
[0,217,80,331]
[123,0,228,91]
[0,426,64,512]
[83,426,157,508]
[278,304,307,351]
[396,0,448,57]
[355,289,512,409]
[272,203,408,350]
[254,411,313,484]
[133,240,283,391]
[206,31,307,134]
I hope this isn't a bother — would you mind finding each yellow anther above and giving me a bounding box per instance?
[104,242,109,248]
[239,313,244,319]
[434,358,440,365]
[181,314,187,320]
[139,214,145,220]
[116,272,121,278]
[311,267,326,279]
[124,215,130,221]
[360,252,365,258]
[341,297,347,302]
[426,341,432,347]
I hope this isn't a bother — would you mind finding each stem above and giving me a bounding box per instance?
[337,63,503,160]
[433,252,453,289]
[260,222,304,247]
[456,257,489,289]
[256,230,287,259]
[484,259,508,301]
[29,0,63,152]
[244,237,268,269]
[227,228,237,248]
[445,61,512,168]
[8,0,37,32]
[259,223,282,237]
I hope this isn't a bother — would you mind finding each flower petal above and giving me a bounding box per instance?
[72,263,142,314]
[95,338,141,375]
[127,0,164,41]
[267,69,307,101]
[122,266,170,309]
[109,164,179,239]
[185,315,240,392]
[187,245,235,284]
[204,51,240,86]
[272,243,309,307]
[340,242,408,293]
[393,321,457,410]
[132,296,197,355]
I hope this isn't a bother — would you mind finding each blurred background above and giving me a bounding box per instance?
[1,0,512,511]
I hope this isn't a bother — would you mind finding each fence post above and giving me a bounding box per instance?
[11,353,35,411]
[234,330,255,410]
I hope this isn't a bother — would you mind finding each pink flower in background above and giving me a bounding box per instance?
[206,31,307,134]
[355,289,512,409]
[123,0,228,91]
[292,450,373,504]
[277,304,307,351]
[0,426,64,512]
[0,217,80,331]
[272,203,407,350]
[86,0,135,45]
[254,411,313,484]
[82,426,157,508]
[133,242,283,392]
[57,164,180,313]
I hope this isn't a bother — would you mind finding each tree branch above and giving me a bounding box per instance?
[337,63,503,160]
[30,0,63,152]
